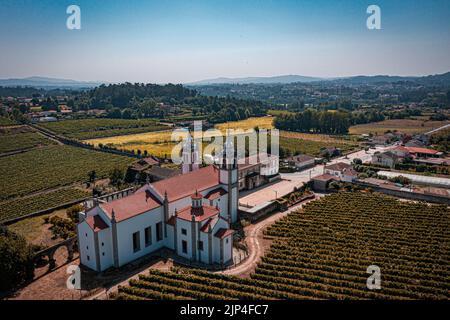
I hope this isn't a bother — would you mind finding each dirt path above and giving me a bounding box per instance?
[220,197,316,277]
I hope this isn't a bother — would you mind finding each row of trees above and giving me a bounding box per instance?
[273,108,387,134]
[274,109,353,134]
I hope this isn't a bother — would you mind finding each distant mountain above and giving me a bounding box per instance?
[189,72,450,86]
[0,76,104,89]
[188,75,324,85]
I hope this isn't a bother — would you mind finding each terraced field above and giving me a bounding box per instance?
[39,118,167,140]
[116,193,450,300]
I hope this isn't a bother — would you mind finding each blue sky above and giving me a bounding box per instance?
[0,0,449,83]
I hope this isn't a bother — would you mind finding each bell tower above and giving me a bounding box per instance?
[182,135,200,174]
[219,133,238,223]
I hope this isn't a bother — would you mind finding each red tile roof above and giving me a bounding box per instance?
[204,187,227,200]
[325,162,352,172]
[312,173,338,182]
[85,215,109,232]
[200,216,219,232]
[404,147,441,155]
[343,168,358,176]
[177,205,219,222]
[100,190,162,222]
[151,166,220,202]
[167,215,176,226]
[214,228,234,239]
[191,191,203,200]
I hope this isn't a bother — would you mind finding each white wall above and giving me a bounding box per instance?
[77,221,97,271]
[115,206,167,267]
[231,187,238,223]
[97,229,113,271]
[223,235,232,263]
[176,218,193,260]
[198,231,210,264]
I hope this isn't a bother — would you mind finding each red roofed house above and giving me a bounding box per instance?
[77,138,237,272]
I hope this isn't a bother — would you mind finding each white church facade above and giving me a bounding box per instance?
[77,138,239,272]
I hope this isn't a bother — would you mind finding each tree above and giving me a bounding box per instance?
[109,168,124,188]
[0,226,35,291]
[88,170,97,183]
[108,107,122,119]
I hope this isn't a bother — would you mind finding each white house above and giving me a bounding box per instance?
[77,138,238,272]
[324,162,357,182]
[371,151,403,168]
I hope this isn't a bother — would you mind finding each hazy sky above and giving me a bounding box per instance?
[1,0,450,83]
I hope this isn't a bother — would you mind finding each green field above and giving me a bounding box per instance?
[39,118,168,140]
[0,188,90,222]
[117,192,450,300]
[0,129,55,154]
[0,116,17,126]
[280,136,357,156]
[0,145,133,201]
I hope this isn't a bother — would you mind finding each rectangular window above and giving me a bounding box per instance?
[156,222,163,241]
[132,231,140,252]
[181,228,187,235]
[145,226,152,247]
[198,241,204,251]
[182,240,188,254]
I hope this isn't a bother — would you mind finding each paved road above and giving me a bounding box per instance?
[280,144,393,182]
[240,145,393,208]
[424,123,450,135]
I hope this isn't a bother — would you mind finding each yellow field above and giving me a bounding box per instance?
[215,116,274,131]
[85,116,361,158]
[349,119,450,135]
[85,117,276,158]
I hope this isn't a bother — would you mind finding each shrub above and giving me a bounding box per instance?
[66,204,83,223]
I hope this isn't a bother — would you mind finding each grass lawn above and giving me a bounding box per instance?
[8,208,68,247]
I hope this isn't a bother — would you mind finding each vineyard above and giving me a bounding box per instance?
[0,128,55,154]
[0,145,133,201]
[0,116,17,126]
[116,193,450,300]
[279,136,356,156]
[0,187,89,222]
[39,118,167,140]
